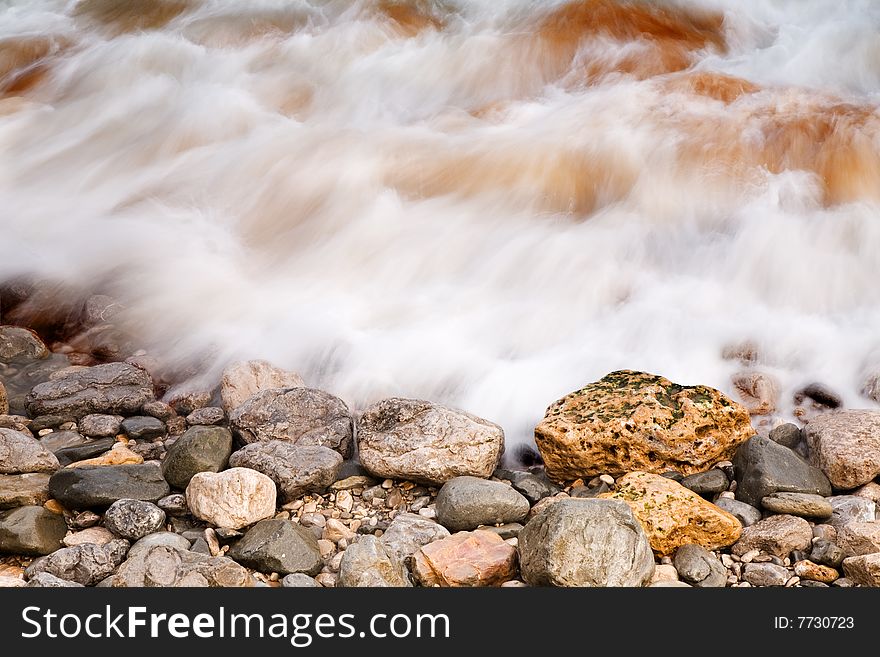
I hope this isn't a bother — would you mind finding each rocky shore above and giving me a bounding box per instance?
[2,324,880,588]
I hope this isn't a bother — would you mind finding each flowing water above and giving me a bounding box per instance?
[2,0,880,448]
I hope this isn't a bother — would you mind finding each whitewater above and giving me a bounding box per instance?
[1,0,880,448]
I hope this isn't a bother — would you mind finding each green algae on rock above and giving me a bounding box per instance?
[534,370,754,481]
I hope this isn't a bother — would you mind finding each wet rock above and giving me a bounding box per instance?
[733,435,831,507]
[412,530,517,587]
[809,538,845,568]
[39,430,88,453]
[187,407,224,426]
[185,467,276,530]
[496,470,557,504]
[535,371,754,481]
[379,512,451,564]
[518,498,654,587]
[714,497,762,527]
[358,398,504,485]
[0,505,67,555]
[103,499,166,540]
[602,472,741,556]
[26,362,154,419]
[680,469,728,496]
[803,411,880,489]
[0,473,51,508]
[110,545,251,587]
[141,401,174,421]
[161,425,232,489]
[25,539,129,586]
[761,492,833,520]
[0,427,59,474]
[435,476,530,532]
[220,360,305,413]
[228,441,341,502]
[732,371,779,415]
[165,390,212,416]
[157,493,188,517]
[227,519,322,576]
[336,536,410,588]
[48,463,170,508]
[230,387,353,457]
[769,423,802,450]
[120,416,165,440]
[673,544,726,587]
[0,326,48,363]
[54,437,116,466]
[78,414,123,438]
[796,383,843,409]
[731,515,812,558]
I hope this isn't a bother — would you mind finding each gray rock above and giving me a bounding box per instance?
[190,538,211,555]
[230,387,353,457]
[569,481,610,498]
[110,545,251,587]
[518,498,655,587]
[25,539,129,586]
[26,572,84,587]
[478,523,523,540]
[761,492,833,519]
[282,573,320,587]
[828,495,876,528]
[30,414,77,432]
[187,407,225,426]
[733,435,831,507]
[79,414,123,438]
[157,493,188,516]
[714,497,762,527]
[26,362,155,419]
[743,562,790,587]
[129,531,191,559]
[0,473,51,508]
[0,506,67,555]
[228,441,342,502]
[49,463,170,508]
[121,416,165,440]
[809,538,845,568]
[680,469,728,496]
[379,513,451,564]
[673,544,727,587]
[39,430,88,453]
[435,476,530,531]
[54,437,115,466]
[0,427,59,474]
[104,499,166,540]
[769,423,802,450]
[358,398,504,485]
[338,535,411,587]
[504,471,557,504]
[227,519,322,576]
[161,425,232,489]
[732,515,813,558]
[0,326,48,363]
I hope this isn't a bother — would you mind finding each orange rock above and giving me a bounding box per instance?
[412,530,517,587]
[43,499,65,514]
